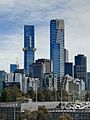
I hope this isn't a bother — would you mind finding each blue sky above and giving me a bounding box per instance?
[0,0,90,72]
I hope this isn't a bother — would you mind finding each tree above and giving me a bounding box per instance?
[43,88,52,101]
[37,110,47,120]
[0,113,6,120]
[26,88,36,101]
[18,110,31,120]
[19,107,49,120]
[37,90,45,101]
[1,86,23,102]
[57,113,73,120]
[38,106,49,117]
[1,88,16,102]
[13,86,23,98]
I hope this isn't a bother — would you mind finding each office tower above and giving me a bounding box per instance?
[87,72,90,91]
[44,72,57,91]
[50,19,65,79]
[0,71,7,94]
[64,49,69,63]
[30,59,51,86]
[24,25,35,76]
[30,62,45,86]
[65,62,74,77]
[35,59,51,73]
[74,54,87,89]
[10,64,18,73]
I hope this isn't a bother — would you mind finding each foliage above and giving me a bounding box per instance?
[26,88,69,102]
[57,113,73,120]
[85,91,90,101]
[0,113,6,120]
[37,90,45,101]
[19,107,49,120]
[18,110,31,120]
[1,86,23,102]
[26,88,36,101]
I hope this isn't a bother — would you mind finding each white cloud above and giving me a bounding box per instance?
[0,0,90,71]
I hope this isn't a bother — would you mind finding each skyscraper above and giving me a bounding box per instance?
[24,25,35,76]
[65,62,74,77]
[10,64,18,73]
[50,19,65,79]
[74,54,87,89]
[29,59,51,86]
[64,49,69,63]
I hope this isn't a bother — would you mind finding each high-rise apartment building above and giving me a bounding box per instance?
[50,19,65,79]
[74,54,87,89]
[24,25,35,76]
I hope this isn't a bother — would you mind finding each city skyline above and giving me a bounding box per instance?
[0,0,90,72]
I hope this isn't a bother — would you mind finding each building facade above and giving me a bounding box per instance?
[50,19,65,80]
[87,72,90,91]
[0,102,21,120]
[44,72,57,91]
[10,64,18,73]
[24,25,35,76]
[30,62,45,86]
[0,71,7,94]
[30,59,51,86]
[64,49,69,63]
[65,62,74,77]
[74,54,87,89]
[35,59,51,73]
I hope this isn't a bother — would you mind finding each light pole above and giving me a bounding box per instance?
[35,78,38,102]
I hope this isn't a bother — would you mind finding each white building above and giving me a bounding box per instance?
[22,77,28,93]
[8,73,14,82]
[63,75,81,98]
[44,72,57,91]
[28,78,39,92]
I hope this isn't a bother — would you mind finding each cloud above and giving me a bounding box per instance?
[0,0,90,71]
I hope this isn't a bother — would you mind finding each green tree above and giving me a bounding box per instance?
[38,106,49,117]
[57,89,68,102]
[13,86,23,98]
[19,107,49,120]
[1,86,23,102]
[85,91,90,101]
[18,110,31,120]
[0,113,6,120]
[37,90,45,101]
[57,113,73,120]
[37,110,47,120]
[43,88,52,101]
[26,88,36,101]
[1,88,16,102]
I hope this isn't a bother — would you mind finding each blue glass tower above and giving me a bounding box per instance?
[24,25,35,76]
[74,54,87,89]
[65,62,74,77]
[50,19,65,79]
[10,64,17,73]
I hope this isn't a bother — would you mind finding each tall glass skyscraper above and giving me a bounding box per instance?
[24,25,35,76]
[74,54,87,89]
[50,19,65,79]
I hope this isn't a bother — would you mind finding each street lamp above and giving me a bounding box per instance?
[35,78,38,102]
